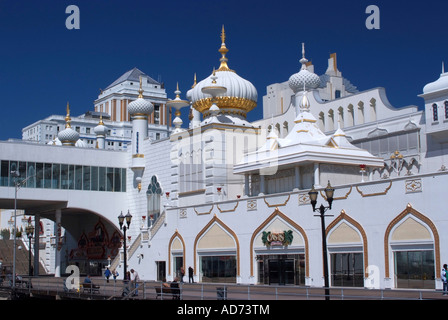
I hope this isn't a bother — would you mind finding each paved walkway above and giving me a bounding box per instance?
[4,275,448,300]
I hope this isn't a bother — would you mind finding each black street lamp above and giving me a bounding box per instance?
[118,210,132,281]
[25,223,34,276]
[309,181,334,300]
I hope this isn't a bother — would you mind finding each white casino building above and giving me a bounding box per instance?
[1,27,448,291]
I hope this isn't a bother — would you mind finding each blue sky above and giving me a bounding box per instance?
[0,0,447,140]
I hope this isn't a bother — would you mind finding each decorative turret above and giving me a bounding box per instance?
[94,109,107,149]
[188,26,258,120]
[166,83,189,134]
[129,77,154,191]
[58,102,80,146]
[288,43,321,94]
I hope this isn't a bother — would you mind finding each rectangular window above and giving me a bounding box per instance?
[445,101,448,119]
[75,165,83,190]
[121,168,126,192]
[26,162,36,188]
[68,165,75,189]
[0,161,9,187]
[433,104,438,122]
[36,163,43,188]
[200,255,237,284]
[44,163,52,189]
[98,167,106,191]
[60,164,68,189]
[91,166,99,191]
[83,166,90,191]
[52,164,60,189]
[394,250,435,289]
[330,252,364,287]
[114,168,121,192]
[106,167,114,191]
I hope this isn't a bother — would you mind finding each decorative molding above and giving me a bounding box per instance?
[168,231,186,277]
[263,194,290,207]
[298,192,310,206]
[326,210,369,278]
[249,208,309,278]
[179,208,187,218]
[193,215,240,276]
[320,186,352,201]
[383,204,440,279]
[217,201,239,213]
[356,181,392,197]
[194,205,214,215]
[247,199,257,211]
[405,179,422,193]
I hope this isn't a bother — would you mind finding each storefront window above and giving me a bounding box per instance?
[257,254,305,285]
[394,250,435,289]
[200,255,236,283]
[330,252,364,287]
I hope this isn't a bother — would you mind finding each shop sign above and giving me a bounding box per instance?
[262,230,293,247]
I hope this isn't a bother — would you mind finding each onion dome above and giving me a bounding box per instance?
[288,43,321,93]
[58,102,80,146]
[94,113,107,136]
[127,77,154,116]
[189,26,258,118]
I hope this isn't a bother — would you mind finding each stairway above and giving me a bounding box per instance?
[0,239,46,275]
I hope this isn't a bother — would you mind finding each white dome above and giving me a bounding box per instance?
[423,72,448,94]
[94,123,107,136]
[190,69,257,115]
[128,97,153,116]
[189,27,257,116]
[288,43,320,93]
[58,127,79,145]
[288,69,321,93]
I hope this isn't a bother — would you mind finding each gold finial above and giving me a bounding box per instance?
[175,82,181,98]
[221,25,226,44]
[65,102,72,128]
[192,73,197,88]
[138,76,144,98]
[218,25,231,72]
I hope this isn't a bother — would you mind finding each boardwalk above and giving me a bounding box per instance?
[2,276,448,301]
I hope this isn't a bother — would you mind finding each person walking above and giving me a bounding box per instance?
[130,269,140,296]
[112,269,119,283]
[104,267,111,283]
[180,267,185,283]
[188,266,194,283]
[442,264,448,295]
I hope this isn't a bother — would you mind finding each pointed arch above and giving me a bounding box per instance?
[250,208,309,277]
[326,210,369,277]
[168,230,186,277]
[384,204,440,278]
[193,215,240,276]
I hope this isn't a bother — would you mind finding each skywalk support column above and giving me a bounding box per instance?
[33,214,40,276]
[54,209,61,277]
[314,163,320,187]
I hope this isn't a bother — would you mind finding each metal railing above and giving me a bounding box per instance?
[2,276,448,300]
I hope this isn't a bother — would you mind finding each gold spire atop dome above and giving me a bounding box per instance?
[65,102,72,128]
[217,25,232,72]
[192,73,197,88]
[138,76,144,98]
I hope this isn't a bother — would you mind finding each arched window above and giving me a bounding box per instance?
[444,101,448,119]
[147,175,162,226]
[432,103,438,122]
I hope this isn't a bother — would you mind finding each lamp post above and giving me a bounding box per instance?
[118,210,132,281]
[25,223,34,276]
[308,181,334,301]
[11,170,35,290]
